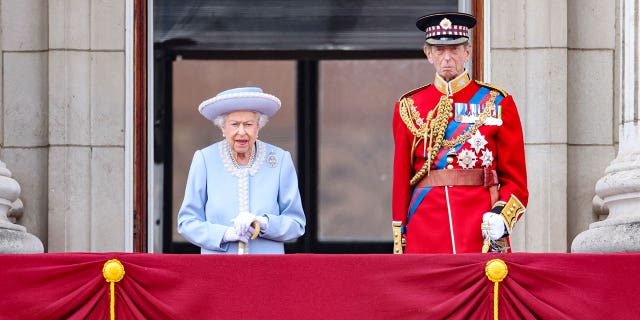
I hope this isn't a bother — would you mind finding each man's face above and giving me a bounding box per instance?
[424,44,471,82]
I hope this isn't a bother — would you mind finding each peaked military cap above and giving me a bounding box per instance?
[416,12,477,46]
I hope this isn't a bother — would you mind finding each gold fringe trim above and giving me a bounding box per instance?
[103,259,125,320]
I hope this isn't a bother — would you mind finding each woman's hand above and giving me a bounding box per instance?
[232,212,257,236]
[222,226,250,243]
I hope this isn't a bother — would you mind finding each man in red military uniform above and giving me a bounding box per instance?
[392,12,528,254]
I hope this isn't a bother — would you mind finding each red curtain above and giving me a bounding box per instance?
[1,253,638,319]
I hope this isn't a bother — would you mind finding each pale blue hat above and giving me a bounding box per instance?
[198,87,281,121]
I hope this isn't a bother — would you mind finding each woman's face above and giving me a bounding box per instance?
[221,111,260,155]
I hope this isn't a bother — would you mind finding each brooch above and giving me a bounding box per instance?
[268,151,277,168]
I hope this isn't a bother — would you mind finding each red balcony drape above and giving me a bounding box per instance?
[1,253,638,319]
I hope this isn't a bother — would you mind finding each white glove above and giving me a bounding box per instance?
[255,215,268,232]
[482,212,508,241]
[222,226,250,243]
[247,216,269,235]
[231,211,257,236]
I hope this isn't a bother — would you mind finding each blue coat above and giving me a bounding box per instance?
[177,140,306,254]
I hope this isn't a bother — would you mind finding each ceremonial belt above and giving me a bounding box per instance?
[416,168,500,205]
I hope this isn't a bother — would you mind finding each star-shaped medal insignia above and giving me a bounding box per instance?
[468,130,488,154]
[480,149,494,167]
[457,149,477,169]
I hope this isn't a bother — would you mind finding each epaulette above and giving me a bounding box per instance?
[397,84,431,101]
[474,80,508,96]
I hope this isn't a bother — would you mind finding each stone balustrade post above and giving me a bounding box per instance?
[0,160,44,253]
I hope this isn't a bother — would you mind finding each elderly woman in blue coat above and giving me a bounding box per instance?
[177,87,306,254]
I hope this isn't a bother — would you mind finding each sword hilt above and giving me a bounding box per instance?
[392,221,405,254]
[481,222,491,253]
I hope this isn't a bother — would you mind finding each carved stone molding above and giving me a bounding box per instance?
[0,160,44,253]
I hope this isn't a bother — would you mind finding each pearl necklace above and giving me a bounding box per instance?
[219,140,267,214]
[230,146,256,168]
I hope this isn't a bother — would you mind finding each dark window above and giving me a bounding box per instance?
[154,0,457,253]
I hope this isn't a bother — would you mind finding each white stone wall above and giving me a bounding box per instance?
[1,0,50,249]
[491,0,568,252]
[0,0,126,252]
[572,0,640,253]
[0,0,622,253]
[491,0,618,252]
[566,0,618,249]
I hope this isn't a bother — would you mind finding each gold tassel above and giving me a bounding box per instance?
[103,259,126,320]
[485,259,508,320]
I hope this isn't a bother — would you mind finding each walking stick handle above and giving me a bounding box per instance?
[237,221,261,255]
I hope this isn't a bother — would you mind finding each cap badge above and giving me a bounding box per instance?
[440,18,452,29]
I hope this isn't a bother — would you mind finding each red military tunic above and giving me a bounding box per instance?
[392,71,528,253]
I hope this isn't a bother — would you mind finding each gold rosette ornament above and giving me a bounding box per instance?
[103,259,125,320]
[485,259,508,320]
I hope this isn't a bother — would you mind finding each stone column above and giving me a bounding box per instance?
[491,0,569,252]
[572,0,640,252]
[47,0,127,252]
[0,160,44,253]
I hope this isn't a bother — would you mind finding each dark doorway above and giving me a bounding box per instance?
[153,0,460,253]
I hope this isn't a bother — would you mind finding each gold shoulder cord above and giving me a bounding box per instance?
[475,80,508,97]
[400,91,499,186]
[399,97,434,167]
[399,97,430,137]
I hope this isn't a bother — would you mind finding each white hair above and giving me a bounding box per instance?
[213,111,269,129]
